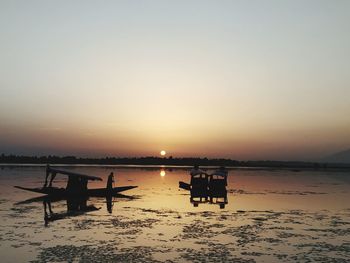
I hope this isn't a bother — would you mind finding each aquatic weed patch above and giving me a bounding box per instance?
[31,244,164,263]
[179,245,256,263]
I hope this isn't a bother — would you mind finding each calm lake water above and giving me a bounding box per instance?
[0,166,349,262]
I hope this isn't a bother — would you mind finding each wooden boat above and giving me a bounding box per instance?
[179,178,227,194]
[14,165,137,197]
[14,185,137,197]
[179,169,228,208]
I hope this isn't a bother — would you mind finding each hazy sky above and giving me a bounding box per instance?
[1,1,349,160]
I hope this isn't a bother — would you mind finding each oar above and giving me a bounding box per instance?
[179,181,191,191]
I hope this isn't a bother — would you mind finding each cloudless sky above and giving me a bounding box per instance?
[0,0,349,160]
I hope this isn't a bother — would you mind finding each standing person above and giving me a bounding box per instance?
[107,172,114,191]
[44,164,57,188]
[44,164,50,188]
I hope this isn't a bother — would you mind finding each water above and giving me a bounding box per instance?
[0,166,349,262]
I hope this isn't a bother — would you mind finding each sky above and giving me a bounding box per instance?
[0,0,349,160]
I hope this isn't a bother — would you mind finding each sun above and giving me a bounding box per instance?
[160,150,166,156]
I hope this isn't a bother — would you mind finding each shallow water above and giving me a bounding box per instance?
[0,166,349,262]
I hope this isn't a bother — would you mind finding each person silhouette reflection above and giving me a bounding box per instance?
[106,195,113,214]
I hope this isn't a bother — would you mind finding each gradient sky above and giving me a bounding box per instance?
[1,1,349,160]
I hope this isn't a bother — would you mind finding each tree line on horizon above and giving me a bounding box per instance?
[1,154,349,169]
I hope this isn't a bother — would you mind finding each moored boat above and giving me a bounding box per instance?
[15,165,137,197]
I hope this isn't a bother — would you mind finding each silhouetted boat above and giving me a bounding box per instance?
[15,165,137,197]
[14,185,137,197]
[179,168,228,208]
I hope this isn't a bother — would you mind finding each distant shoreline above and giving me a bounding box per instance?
[1,154,350,171]
[1,163,350,172]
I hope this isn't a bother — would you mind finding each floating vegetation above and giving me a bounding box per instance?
[0,198,8,204]
[180,246,257,263]
[31,245,164,263]
[3,203,350,262]
[10,205,38,216]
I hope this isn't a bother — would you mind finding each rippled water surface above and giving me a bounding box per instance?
[0,166,349,262]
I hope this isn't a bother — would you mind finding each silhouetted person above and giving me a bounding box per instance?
[210,166,228,186]
[107,172,114,191]
[44,164,57,188]
[66,176,81,193]
[81,178,88,192]
[190,165,206,177]
[190,165,208,186]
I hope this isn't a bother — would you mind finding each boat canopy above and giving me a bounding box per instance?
[47,166,102,181]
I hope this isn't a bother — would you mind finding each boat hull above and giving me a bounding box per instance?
[14,185,137,197]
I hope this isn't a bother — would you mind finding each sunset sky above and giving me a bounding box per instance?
[1,1,349,160]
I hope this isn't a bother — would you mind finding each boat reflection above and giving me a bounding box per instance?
[190,188,228,209]
[16,193,137,226]
[44,197,100,226]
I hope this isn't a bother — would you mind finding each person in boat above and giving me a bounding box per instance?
[210,166,228,186]
[190,165,208,188]
[190,165,206,177]
[44,164,56,188]
[107,172,114,191]
[81,177,88,191]
[66,175,82,193]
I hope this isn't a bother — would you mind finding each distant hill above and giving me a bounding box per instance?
[323,149,350,164]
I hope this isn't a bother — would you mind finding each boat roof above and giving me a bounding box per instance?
[47,167,102,181]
